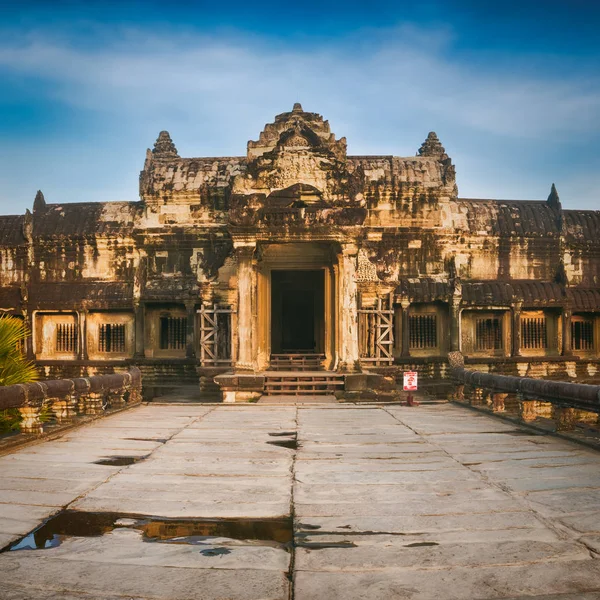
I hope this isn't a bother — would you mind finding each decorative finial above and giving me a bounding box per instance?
[417,131,446,157]
[152,130,179,159]
[547,183,562,211]
[292,103,303,113]
[33,190,46,213]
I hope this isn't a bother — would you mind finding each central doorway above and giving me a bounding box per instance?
[271,270,325,353]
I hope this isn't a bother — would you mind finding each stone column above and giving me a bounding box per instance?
[134,302,145,358]
[449,299,461,352]
[553,406,577,432]
[562,307,572,356]
[518,395,537,422]
[511,302,522,357]
[337,244,361,372]
[185,302,196,359]
[24,311,35,361]
[400,299,411,358]
[78,310,88,361]
[235,242,257,372]
[19,405,43,434]
[492,392,507,413]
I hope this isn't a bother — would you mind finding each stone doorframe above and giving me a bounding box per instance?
[232,240,361,373]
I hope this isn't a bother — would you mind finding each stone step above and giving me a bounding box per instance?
[264,372,344,396]
[269,353,325,371]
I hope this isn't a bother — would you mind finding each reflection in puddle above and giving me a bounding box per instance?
[4,511,294,552]
[405,542,439,547]
[94,456,148,466]
[266,439,298,450]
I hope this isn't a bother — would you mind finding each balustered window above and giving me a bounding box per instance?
[408,314,437,349]
[475,317,502,351]
[159,316,187,350]
[56,323,78,353]
[572,317,594,351]
[521,316,548,350]
[99,323,126,353]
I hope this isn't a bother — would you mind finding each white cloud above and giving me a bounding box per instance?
[0,24,598,142]
[0,23,598,211]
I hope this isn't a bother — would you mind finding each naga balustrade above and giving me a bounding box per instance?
[0,368,142,434]
[447,352,600,432]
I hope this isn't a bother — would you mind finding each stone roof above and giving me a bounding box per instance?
[31,202,139,237]
[0,215,25,245]
[567,288,600,311]
[396,279,450,302]
[461,280,565,307]
[28,282,134,309]
[456,199,561,236]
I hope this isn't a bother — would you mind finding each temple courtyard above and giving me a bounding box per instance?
[1,403,600,599]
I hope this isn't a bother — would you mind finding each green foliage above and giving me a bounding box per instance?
[0,314,38,386]
[0,408,22,434]
[38,403,54,424]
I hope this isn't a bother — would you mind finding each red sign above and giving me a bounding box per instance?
[403,371,418,391]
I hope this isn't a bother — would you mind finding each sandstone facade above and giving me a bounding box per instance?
[0,104,599,397]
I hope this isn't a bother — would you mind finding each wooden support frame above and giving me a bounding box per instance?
[358,293,394,366]
[198,304,235,366]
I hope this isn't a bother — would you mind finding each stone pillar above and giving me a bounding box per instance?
[78,310,88,360]
[518,395,537,422]
[562,307,572,356]
[108,388,127,408]
[471,387,485,406]
[553,406,577,432]
[134,302,145,358]
[83,392,105,415]
[450,299,461,352]
[24,311,35,361]
[185,302,196,359]
[492,392,507,413]
[454,384,465,402]
[400,299,411,358]
[19,405,43,434]
[235,242,257,372]
[337,244,360,372]
[511,302,522,357]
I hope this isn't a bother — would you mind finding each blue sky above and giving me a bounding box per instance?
[0,0,599,213]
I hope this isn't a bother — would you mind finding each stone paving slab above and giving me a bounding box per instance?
[1,403,600,599]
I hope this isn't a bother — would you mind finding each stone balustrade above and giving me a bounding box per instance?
[0,368,142,434]
[447,351,600,432]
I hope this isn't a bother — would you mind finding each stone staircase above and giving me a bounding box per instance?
[269,353,325,371]
[263,371,344,396]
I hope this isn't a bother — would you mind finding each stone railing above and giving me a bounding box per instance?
[447,352,600,432]
[0,368,142,434]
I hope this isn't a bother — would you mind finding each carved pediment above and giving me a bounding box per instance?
[247,103,346,162]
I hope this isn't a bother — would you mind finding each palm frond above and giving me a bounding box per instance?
[0,315,38,385]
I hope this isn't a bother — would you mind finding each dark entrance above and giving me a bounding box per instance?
[271,270,325,353]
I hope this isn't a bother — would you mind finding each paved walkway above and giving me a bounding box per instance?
[1,404,600,599]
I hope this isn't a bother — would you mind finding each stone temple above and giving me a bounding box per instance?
[0,103,599,400]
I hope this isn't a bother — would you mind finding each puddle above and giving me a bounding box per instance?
[94,455,148,466]
[266,440,298,450]
[405,542,439,547]
[4,511,294,552]
[200,547,231,557]
[125,438,168,444]
[296,541,356,549]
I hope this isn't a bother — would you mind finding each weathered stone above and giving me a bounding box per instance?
[0,104,598,401]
